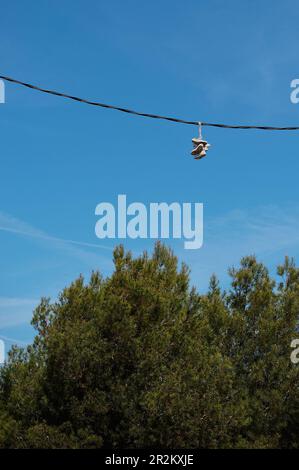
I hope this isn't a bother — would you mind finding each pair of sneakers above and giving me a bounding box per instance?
[191,138,210,160]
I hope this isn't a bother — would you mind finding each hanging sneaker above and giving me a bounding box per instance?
[191,139,210,159]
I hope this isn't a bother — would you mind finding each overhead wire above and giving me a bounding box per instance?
[1,74,299,131]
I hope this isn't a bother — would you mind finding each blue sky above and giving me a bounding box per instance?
[1,0,299,348]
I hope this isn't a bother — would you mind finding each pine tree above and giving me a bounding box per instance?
[0,245,298,448]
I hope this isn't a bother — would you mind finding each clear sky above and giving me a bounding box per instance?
[1,0,299,347]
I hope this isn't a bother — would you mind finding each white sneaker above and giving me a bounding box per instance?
[191,139,210,159]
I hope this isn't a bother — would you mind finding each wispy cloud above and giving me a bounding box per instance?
[0,296,38,329]
[0,211,114,268]
[0,211,112,251]
[0,297,37,308]
[0,334,29,346]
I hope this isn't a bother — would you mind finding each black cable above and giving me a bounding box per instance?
[1,74,299,131]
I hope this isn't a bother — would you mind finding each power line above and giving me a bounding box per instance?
[1,74,299,131]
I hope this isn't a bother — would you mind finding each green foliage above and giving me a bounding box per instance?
[0,243,298,448]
